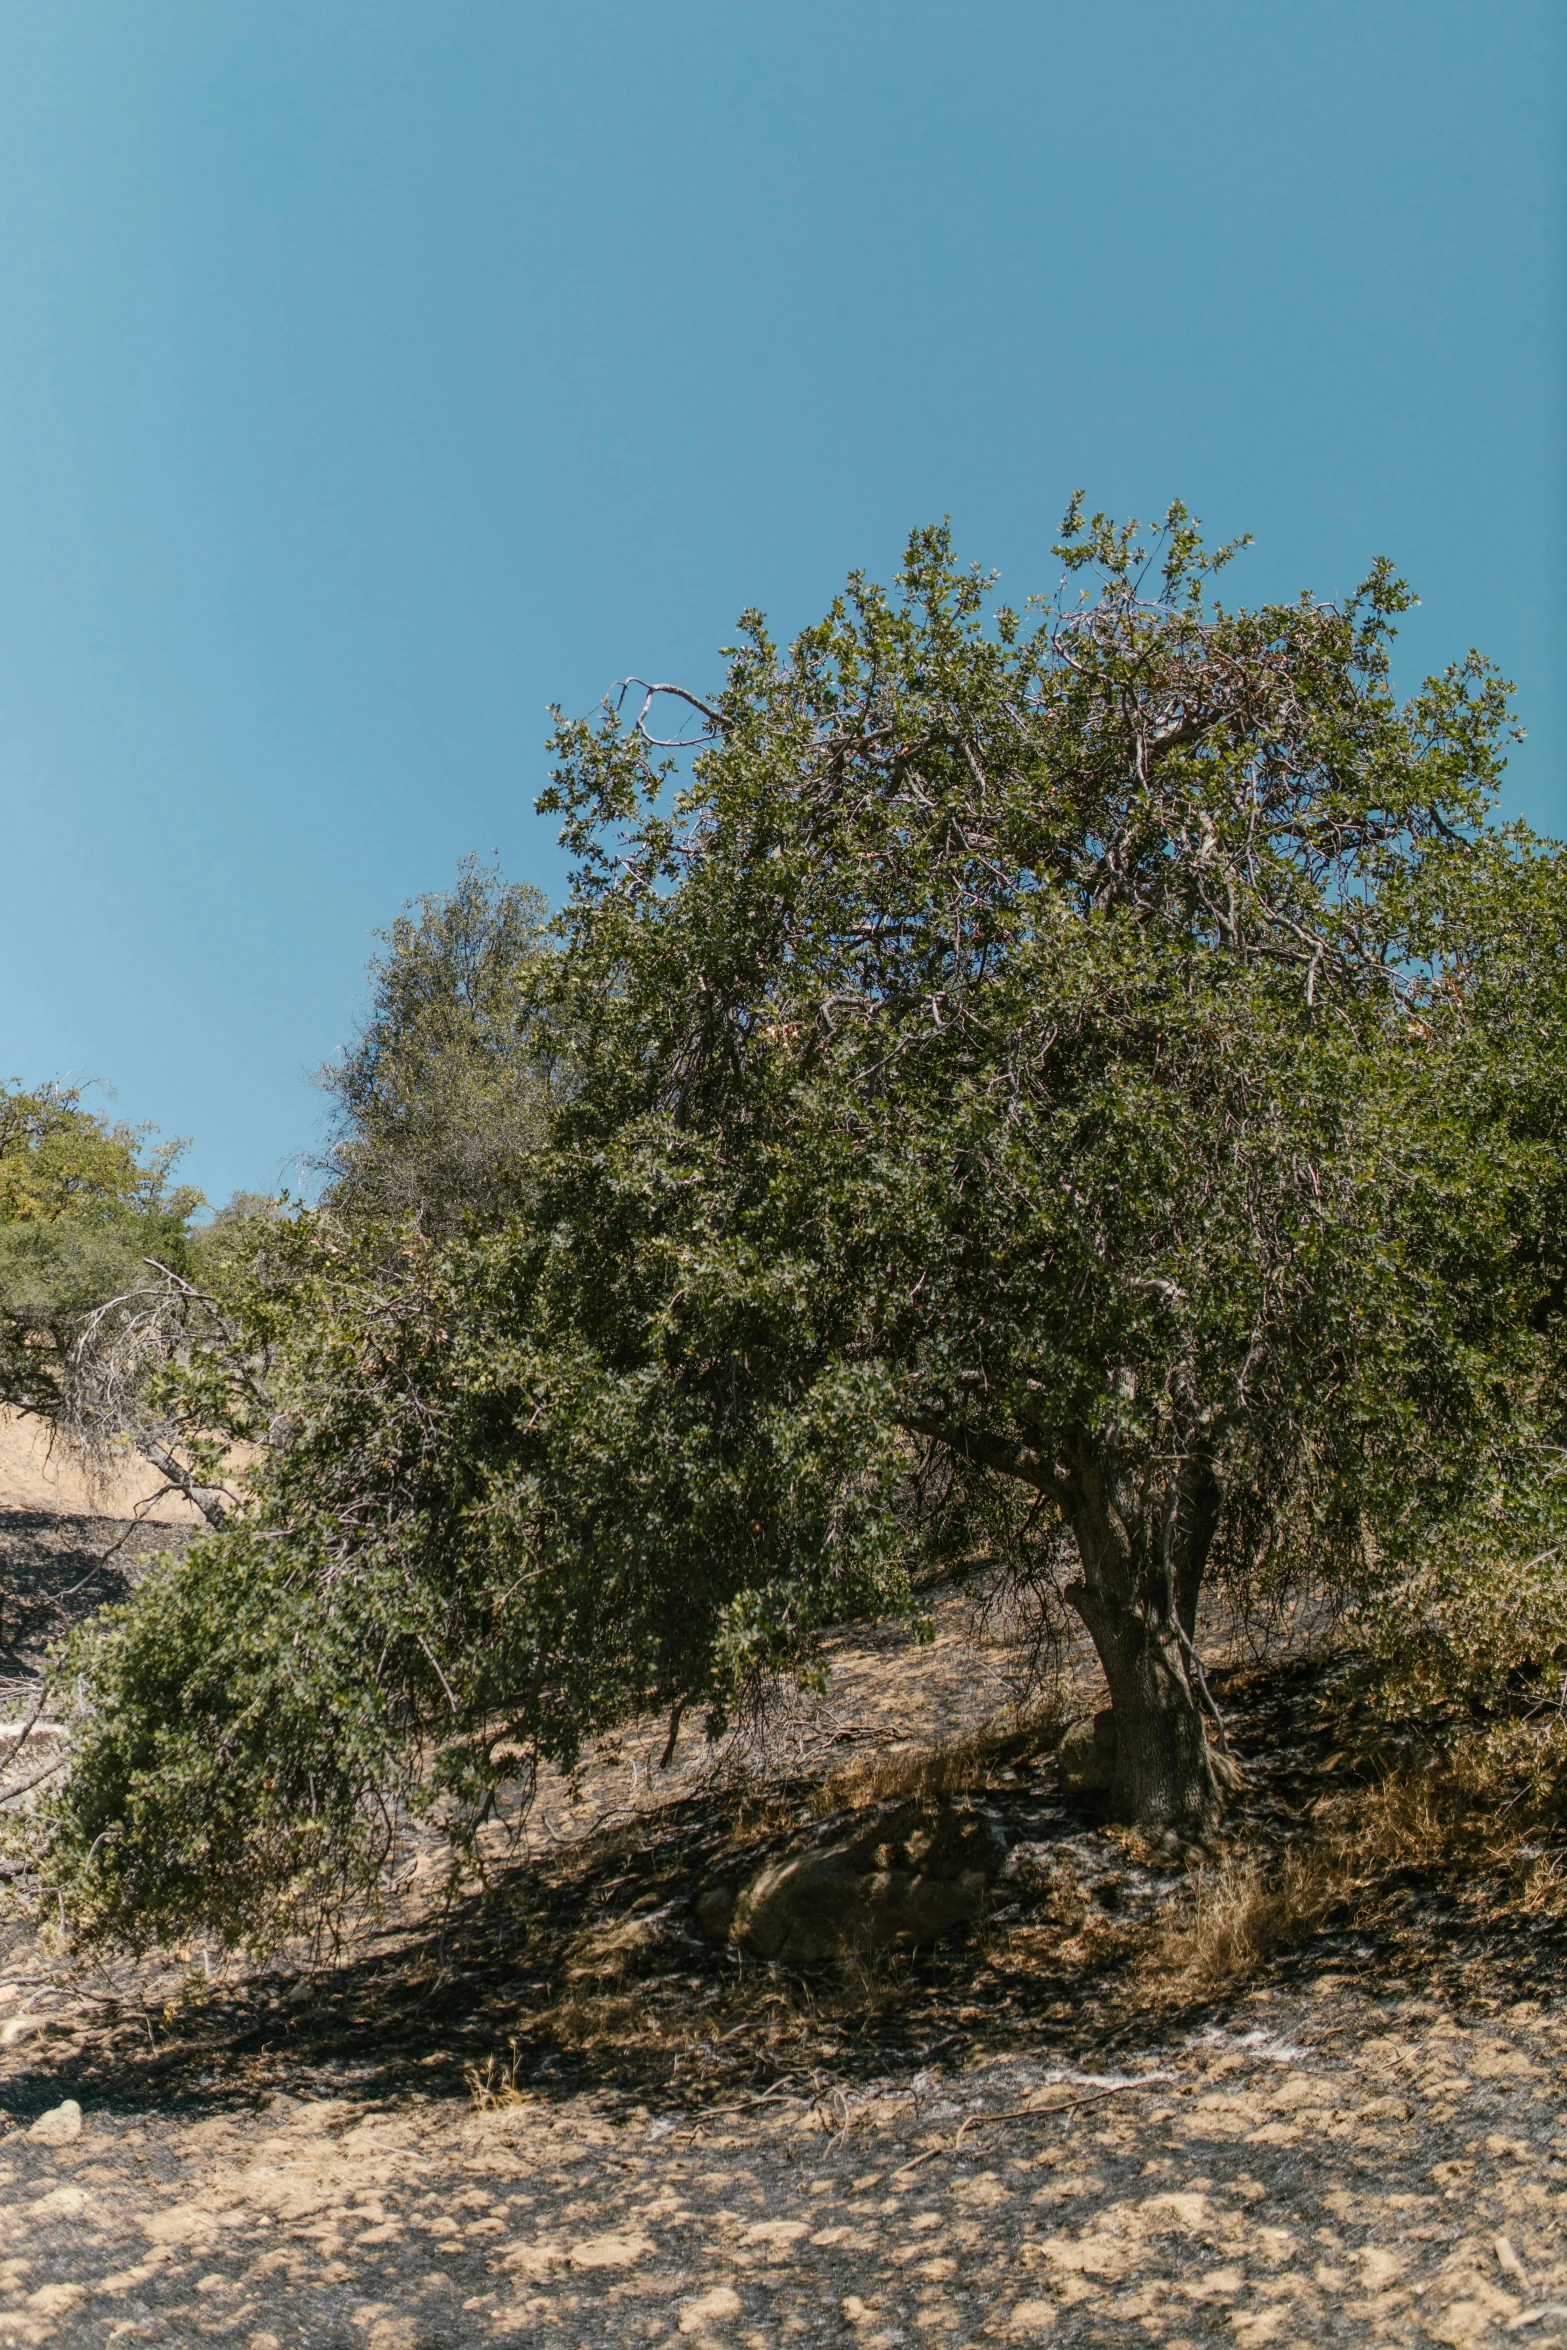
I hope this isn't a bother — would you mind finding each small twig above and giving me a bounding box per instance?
[1172,1613,1232,1755]
[415,1632,460,1716]
[0,1752,68,1806]
[614,677,731,746]
[822,2088,863,2151]
[671,2075,804,2144]
[660,1696,689,1772]
[0,1684,48,1779]
[916,2031,969,2065]
[718,2075,802,2115]
[87,1487,180,1578]
[893,2074,1176,2173]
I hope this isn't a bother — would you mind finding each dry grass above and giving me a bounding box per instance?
[811,1699,1068,1819]
[543,1991,662,2049]
[1153,1748,1567,1993]
[1153,1852,1329,1986]
[717,1700,1066,1848]
[464,2042,528,2110]
[812,1734,997,1816]
[725,1793,804,1846]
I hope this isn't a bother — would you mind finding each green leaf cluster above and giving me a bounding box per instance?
[41,1201,908,1946]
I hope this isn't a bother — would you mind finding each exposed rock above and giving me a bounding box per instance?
[716,1798,1009,1963]
[694,1883,738,1945]
[27,2098,82,2145]
[1057,1708,1117,1797]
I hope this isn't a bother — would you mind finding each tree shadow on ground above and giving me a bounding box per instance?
[0,1507,184,1682]
[9,1647,1566,2139]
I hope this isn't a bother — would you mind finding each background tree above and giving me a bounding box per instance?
[59,1191,288,1531]
[0,1082,201,1423]
[316,855,555,1235]
[1344,843,1567,1709]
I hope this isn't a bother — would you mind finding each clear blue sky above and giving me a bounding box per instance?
[2,2,1562,1205]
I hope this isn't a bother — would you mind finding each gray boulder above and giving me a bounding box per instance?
[1057,1707,1117,1797]
[707,1798,1009,1963]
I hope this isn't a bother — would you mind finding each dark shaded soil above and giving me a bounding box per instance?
[12,1646,1554,2130]
[0,1509,184,1687]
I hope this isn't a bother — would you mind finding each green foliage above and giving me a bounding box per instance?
[0,1083,201,1418]
[531,508,1541,1827]
[43,1209,906,1946]
[316,855,556,1234]
[0,1082,187,1227]
[1346,846,1567,1708]
[32,507,1567,1936]
[44,1527,405,1949]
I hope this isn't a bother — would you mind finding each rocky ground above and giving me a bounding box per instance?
[3,1504,1567,2349]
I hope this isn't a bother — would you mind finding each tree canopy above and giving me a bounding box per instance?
[26,508,1567,1946]
[0,1082,201,1422]
[532,505,1542,1836]
[315,854,555,1235]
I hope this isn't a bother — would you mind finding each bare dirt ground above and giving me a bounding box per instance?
[4,1498,1567,2349]
[0,1414,204,1531]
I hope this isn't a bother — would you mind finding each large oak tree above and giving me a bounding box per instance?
[536,505,1532,1837]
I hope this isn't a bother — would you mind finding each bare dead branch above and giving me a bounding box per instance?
[613,677,731,746]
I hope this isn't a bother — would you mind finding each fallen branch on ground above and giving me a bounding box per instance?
[673,2076,806,2142]
[893,2072,1178,2173]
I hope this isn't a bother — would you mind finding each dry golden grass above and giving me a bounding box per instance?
[464,2042,528,2110]
[1153,1852,1326,1986]
[811,1699,1067,1819]
[541,1991,665,2049]
[1153,1744,1567,1993]
[812,1734,997,1816]
[725,1793,803,1846]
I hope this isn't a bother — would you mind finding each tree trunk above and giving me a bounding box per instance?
[898,1407,1226,1840]
[1059,1439,1222,1842]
